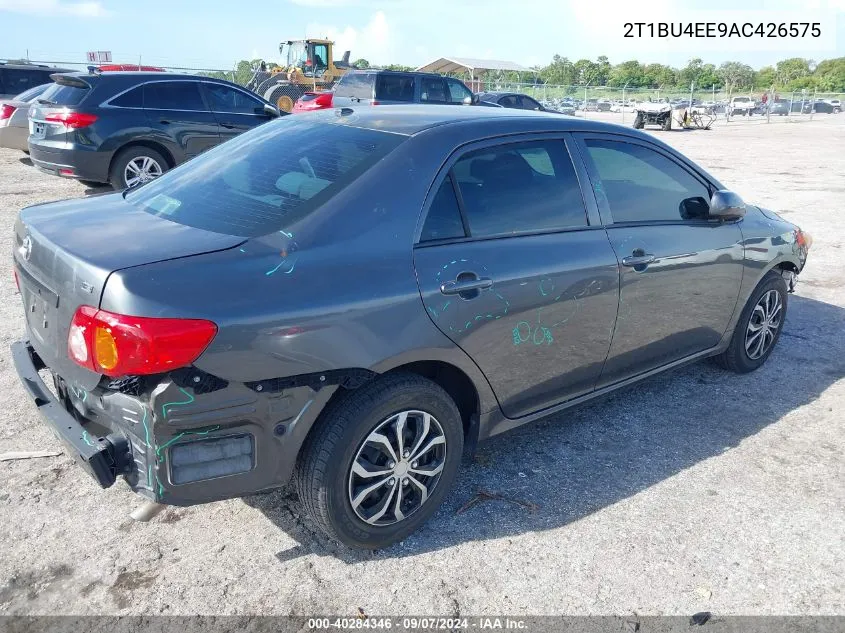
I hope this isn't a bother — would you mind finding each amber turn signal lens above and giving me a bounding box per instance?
[94,326,119,371]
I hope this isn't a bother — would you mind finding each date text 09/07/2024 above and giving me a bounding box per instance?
[624,22,821,39]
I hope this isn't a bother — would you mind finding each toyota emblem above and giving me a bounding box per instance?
[20,235,32,261]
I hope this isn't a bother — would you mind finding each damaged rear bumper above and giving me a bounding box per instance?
[11,340,130,487]
[11,338,338,507]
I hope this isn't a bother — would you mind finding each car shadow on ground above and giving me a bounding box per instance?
[243,294,845,563]
[18,157,32,166]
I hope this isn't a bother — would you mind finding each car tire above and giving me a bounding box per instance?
[295,372,464,549]
[661,114,672,131]
[714,270,788,373]
[633,113,644,129]
[109,146,168,191]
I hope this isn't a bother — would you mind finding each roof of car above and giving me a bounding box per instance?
[477,91,518,97]
[59,70,232,81]
[341,69,443,78]
[308,103,628,136]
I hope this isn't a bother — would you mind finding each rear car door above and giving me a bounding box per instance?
[142,80,220,158]
[573,133,744,387]
[413,136,619,418]
[201,81,273,142]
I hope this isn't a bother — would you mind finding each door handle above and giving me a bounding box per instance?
[621,253,656,267]
[440,277,493,296]
[159,119,171,125]
[221,123,236,129]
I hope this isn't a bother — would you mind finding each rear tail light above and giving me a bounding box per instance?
[0,104,16,122]
[44,111,98,129]
[68,306,217,377]
[371,100,380,105]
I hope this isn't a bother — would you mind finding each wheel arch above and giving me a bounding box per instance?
[108,140,176,178]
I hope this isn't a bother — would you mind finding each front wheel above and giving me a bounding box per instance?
[633,113,644,129]
[295,373,464,549]
[714,270,788,373]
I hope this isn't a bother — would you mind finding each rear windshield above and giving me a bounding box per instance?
[125,117,405,237]
[39,81,89,106]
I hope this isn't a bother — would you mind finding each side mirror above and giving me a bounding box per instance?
[463,95,473,105]
[709,190,746,220]
[261,103,281,118]
[471,93,480,105]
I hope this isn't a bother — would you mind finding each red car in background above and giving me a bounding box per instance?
[97,64,166,72]
[293,91,333,113]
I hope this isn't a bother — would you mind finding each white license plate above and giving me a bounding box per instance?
[30,121,46,139]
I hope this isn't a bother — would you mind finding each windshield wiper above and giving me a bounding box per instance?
[36,98,57,105]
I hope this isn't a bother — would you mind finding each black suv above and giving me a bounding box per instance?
[332,70,487,108]
[0,60,73,99]
[28,71,281,189]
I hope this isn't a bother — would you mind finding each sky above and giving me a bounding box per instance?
[0,0,843,73]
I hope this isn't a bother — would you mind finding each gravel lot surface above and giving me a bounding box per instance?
[0,113,843,616]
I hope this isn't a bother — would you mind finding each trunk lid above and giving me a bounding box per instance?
[14,192,244,389]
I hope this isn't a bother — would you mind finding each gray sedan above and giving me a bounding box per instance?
[11,106,811,550]
[0,83,51,151]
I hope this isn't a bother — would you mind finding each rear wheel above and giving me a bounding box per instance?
[714,271,788,373]
[295,373,464,549]
[109,146,168,191]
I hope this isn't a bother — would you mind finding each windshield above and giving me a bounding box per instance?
[125,116,405,237]
[282,42,308,68]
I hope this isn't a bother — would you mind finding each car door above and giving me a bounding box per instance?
[413,136,620,418]
[142,80,220,159]
[573,133,744,387]
[201,82,274,142]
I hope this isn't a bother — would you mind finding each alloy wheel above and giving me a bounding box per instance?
[124,156,163,188]
[347,410,446,526]
[745,289,783,360]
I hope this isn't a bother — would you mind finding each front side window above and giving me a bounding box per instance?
[420,77,448,103]
[450,140,588,237]
[204,83,262,114]
[498,95,519,108]
[520,95,542,110]
[445,78,472,104]
[583,139,712,223]
[375,74,415,102]
[125,117,404,237]
[143,81,206,111]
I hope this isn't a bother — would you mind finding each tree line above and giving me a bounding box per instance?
[217,55,845,93]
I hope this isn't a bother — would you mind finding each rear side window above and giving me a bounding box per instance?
[420,175,466,242]
[125,118,405,237]
[375,74,414,102]
[335,73,373,100]
[109,86,143,107]
[583,139,711,223]
[450,140,588,237]
[39,81,90,106]
[143,81,206,111]
[420,77,448,103]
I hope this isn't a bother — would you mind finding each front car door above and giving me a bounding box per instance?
[413,136,619,418]
[419,76,449,105]
[201,82,273,141]
[573,133,744,387]
[518,95,543,111]
[142,80,220,159]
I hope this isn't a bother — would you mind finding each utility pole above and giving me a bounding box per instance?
[622,80,631,124]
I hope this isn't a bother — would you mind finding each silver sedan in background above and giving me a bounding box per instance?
[0,83,51,152]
